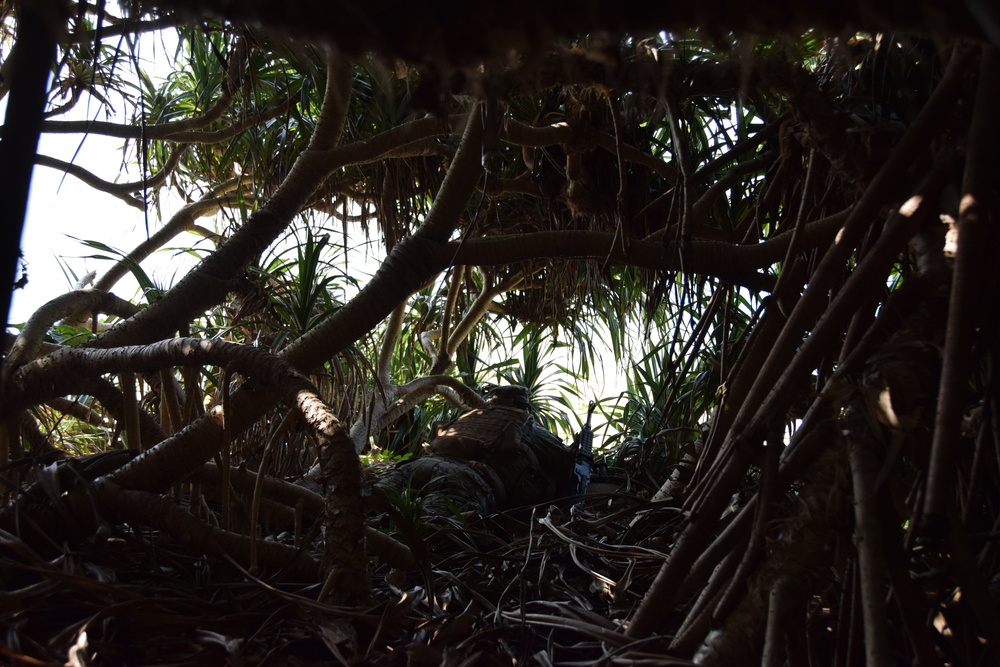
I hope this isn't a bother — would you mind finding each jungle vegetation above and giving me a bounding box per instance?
[2,1,999,664]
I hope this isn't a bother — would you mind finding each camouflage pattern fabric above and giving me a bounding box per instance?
[374,387,575,515]
[374,456,497,516]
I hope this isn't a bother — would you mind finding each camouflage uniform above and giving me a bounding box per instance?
[375,386,574,515]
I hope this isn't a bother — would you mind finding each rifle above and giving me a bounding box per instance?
[572,401,597,496]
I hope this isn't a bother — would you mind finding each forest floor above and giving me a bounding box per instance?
[1,467,688,666]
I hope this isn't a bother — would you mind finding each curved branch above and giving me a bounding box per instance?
[443,212,851,290]
[689,151,776,224]
[33,142,189,208]
[32,36,248,141]
[152,97,301,143]
[91,176,249,293]
[85,53,356,349]
[382,136,455,160]
[310,49,353,150]
[45,396,105,426]
[436,265,464,366]
[691,118,784,184]
[31,95,299,143]
[84,119,461,351]
[43,85,83,119]
[8,333,367,598]
[377,302,405,386]
[87,109,482,501]
[96,481,320,581]
[311,113,467,166]
[16,346,292,510]
[69,14,181,45]
[280,107,483,371]
[186,461,414,570]
[430,269,527,375]
[2,289,139,390]
[7,338,321,414]
[347,374,486,451]
[396,374,487,410]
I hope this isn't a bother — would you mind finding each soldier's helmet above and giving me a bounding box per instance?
[489,384,531,409]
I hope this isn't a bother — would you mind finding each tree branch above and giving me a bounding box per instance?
[627,44,972,636]
[33,143,189,208]
[2,289,139,394]
[924,45,1000,520]
[83,54,356,349]
[91,176,249,293]
[443,217,858,290]
[347,374,486,451]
